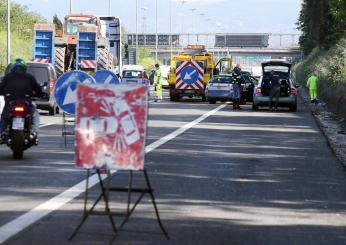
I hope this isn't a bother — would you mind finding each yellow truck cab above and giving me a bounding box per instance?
[168,45,232,101]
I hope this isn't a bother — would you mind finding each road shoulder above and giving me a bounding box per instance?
[299,87,346,167]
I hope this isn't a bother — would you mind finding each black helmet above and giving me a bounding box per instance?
[11,59,27,74]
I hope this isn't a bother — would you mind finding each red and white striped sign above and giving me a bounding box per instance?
[32,58,49,63]
[175,60,204,90]
[80,59,96,69]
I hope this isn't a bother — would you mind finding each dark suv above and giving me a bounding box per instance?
[26,62,59,115]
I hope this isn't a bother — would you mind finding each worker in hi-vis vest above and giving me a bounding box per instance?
[306,72,318,103]
[154,63,163,102]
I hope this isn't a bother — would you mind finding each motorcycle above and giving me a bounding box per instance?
[1,96,37,159]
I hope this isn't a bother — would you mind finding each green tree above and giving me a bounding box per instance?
[138,47,156,71]
[297,0,346,54]
[53,14,62,31]
[0,0,46,72]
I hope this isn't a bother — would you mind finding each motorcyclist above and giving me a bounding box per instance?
[232,64,243,110]
[0,59,44,142]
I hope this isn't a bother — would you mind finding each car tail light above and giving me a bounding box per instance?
[14,106,25,112]
[290,87,297,95]
[255,87,262,94]
[49,78,54,94]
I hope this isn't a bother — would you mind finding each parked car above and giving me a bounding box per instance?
[205,74,235,104]
[252,61,298,111]
[121,65,150,86]
[5,62,59,115]
[27,62,59,115]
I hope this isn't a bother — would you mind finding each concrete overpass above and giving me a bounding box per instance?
[125,32,302,65]
[128,45,302,65]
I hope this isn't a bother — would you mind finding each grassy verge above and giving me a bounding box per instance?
[0,31,34,74]
[294,38,346,118]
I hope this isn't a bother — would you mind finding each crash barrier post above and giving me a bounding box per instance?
[61,112,75,146]
[69,83,169,242]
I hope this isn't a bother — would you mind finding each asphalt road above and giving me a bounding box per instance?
[0,92,345,245]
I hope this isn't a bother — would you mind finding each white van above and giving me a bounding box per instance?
[121,65,150,86]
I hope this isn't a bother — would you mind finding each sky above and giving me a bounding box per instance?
[15,0,302,34]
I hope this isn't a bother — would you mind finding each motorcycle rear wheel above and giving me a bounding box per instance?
[12,130,24,159]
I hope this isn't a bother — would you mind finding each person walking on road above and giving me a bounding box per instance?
[154,64,163,102]
[269,71,280,111]
[232,64,243,110]
[306,72,318,104]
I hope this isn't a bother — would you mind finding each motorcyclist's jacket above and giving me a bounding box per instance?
[0,73,43,103]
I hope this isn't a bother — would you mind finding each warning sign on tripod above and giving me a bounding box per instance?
[75,84,148,170]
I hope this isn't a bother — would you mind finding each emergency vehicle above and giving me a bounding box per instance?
[168,45,232,101]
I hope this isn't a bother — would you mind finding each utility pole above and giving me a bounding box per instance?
[155,0,158,63]
[7,0,10,65]
[69,0,72,15]
[135,0,138,64]
[170,0,173,59]
[108,0,111,16]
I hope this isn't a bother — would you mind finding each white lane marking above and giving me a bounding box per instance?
[0,103,227,244]
[39,123,55,128]
[145,103,228,153]
[0,175,106,244]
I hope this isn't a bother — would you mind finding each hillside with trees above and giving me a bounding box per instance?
[295,0,346,117]
[0,0,46,72]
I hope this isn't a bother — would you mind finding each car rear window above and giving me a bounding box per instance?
[122,70,142,78]
[264,66,289,73]
[210,76,233,84]
[27,67,49,84]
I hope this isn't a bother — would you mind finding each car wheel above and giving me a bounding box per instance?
[208,100,216,104]
[49,106,55,116]
[252,103,259,110]
[55,106,60,114]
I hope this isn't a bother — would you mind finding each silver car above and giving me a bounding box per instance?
[252,61,298,111]
[205,75,235,104]
[121,65,150,87]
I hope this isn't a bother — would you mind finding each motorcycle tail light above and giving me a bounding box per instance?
[14,106,25,112]
[290,88,297,95]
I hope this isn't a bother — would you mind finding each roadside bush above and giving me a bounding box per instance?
[295,38,346,118]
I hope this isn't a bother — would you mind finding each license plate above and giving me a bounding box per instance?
[12,117,24,130]
[184,90,194,94]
